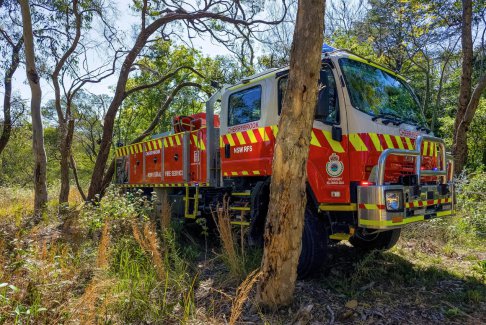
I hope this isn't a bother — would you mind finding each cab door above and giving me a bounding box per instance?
[220,83,273,177]
[277,64,350,203]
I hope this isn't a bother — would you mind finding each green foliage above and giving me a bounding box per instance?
[80,187,154,231]
[456,172,486,236]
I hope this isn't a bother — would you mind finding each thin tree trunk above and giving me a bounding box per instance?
[452,0,473,173]
[53,0,81,205]
[0,39,23,155]
[257,0,326,309]
[19,0,48,216]
[70,154,87,201]
[59,119,75,205]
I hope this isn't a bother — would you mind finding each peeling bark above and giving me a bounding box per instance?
[257,0,326,309]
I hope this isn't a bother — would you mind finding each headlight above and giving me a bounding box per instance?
[385,190,403,211]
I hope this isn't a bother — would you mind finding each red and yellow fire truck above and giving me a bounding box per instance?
[115,49,455,276]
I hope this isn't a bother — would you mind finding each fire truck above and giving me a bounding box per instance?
[115,48,455,277]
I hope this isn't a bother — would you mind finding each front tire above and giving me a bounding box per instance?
[297,208,328,279]
[349,228,401,251]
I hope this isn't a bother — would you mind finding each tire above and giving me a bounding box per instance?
[297,208,328,279]
[349,228,401,251]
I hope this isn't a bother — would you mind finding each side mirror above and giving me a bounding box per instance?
[332,125,342,142]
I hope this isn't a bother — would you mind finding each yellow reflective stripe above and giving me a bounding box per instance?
[168,136,174,146]
[241,171,249,175]
[247,130,258,143]
[395,136,405,149]
[236,132,246,145]
[192,135,199,148]
[310,131,322,147]
[138,144,142,152]
[199,139,206,151]
[129,146,134,154]
[258,128,267,141]
[175,135,181,146]
[231,171,238,176]
[271,125,279,137]
[319,203,357,211]
[359,215,424,227]
[253,170,261,175]
[227,134,235,146]
[158,139,162,149]
[423,141,428,155]
[437,210,452,217]
[349,134,368,151]
[405,137,414,150]
[323,130,345,152]
[364,204,378,210]
[147,141,152,151]
[220,137,224,148]
[429,143,434,156]
[383,134,394,149]
[369,133,383,151]
[163,138,168,148]
[134,145,139,154]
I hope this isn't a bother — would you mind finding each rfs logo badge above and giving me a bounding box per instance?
[326,153,344,177]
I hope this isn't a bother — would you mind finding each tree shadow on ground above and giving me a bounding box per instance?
[275,243,486,324]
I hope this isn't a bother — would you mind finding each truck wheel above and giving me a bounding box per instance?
[349,228,401,251]
[297,208,328,279]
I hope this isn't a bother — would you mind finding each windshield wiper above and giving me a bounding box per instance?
[372,112,404,126]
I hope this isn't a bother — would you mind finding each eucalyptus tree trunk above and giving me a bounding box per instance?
[0,39,23,155]
[19,0,48,216]
[453,0,473,173]
[452,0,486,173]
[256,0,326,309]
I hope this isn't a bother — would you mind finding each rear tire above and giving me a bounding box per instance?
[349,228,401,251]
[297,208,328,279]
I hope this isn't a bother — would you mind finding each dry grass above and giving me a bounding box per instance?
[68,276,114,324]
[160,195,172,233]
[212,198,242,278]
[229,268,262,325]
[131,220,166,280]
[97,220,111,269]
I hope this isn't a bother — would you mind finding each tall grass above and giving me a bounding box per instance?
[212,198,244,279]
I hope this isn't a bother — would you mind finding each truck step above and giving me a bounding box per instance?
[232,191,251,196]
[329,233,351,241]
[229,206,251,211]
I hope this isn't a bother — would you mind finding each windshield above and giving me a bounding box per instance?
[339,58,424,125]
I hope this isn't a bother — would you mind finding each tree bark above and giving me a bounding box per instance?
[53,0,81,205]
[256,0,326,309]
[452,0,473,173]
[0,38,22,155]
[19,0,48,216]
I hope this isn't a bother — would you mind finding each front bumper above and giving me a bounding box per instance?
[357,134,455,230]
[357,184,455,229]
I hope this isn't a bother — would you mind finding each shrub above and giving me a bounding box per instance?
[456,172,486,237]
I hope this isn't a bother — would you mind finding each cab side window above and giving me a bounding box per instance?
[228,86,262,126]
[278,67,339,124]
